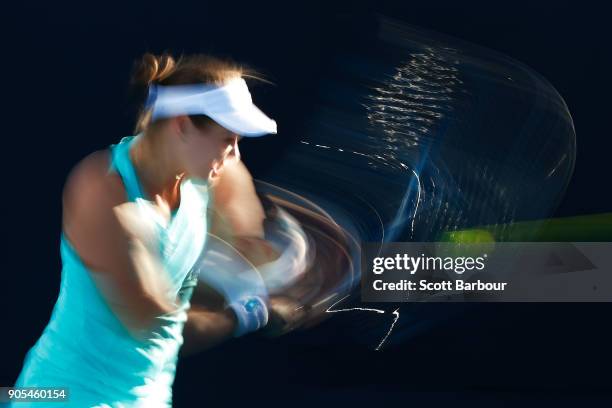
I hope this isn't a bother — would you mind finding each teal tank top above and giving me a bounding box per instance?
[12,135,210,407]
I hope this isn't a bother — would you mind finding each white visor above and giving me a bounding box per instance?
[146,78,277,137]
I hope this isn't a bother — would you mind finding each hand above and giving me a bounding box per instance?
[260,295,308,337]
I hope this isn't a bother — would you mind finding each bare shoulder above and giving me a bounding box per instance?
[210,159,265,238]
[61,149,130,270]
[62,149,126,213]
[211,159,256,205]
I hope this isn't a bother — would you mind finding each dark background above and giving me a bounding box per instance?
[3,1,611,406]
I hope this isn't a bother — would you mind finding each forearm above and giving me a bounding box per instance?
[180,305,237,356]
[210,211,280,268]
[232,235,281,268]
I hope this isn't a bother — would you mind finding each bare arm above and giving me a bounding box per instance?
[208,159,280,266]
[182,159,279,351]
[180,305,237,356]
[62,151,177,338]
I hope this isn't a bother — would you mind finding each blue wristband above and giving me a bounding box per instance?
[227,296,269,337]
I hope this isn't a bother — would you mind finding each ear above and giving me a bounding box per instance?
[174,116,190,141]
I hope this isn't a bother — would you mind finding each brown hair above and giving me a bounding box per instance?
[130,52,264,133]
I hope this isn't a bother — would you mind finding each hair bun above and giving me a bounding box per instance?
[131,52,176,86]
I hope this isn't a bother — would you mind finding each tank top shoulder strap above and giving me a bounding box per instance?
[108,135,146,202]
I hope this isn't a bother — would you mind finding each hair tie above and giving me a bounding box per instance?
[144,83,158,111]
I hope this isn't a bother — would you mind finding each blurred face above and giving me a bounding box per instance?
[175,116,242,182]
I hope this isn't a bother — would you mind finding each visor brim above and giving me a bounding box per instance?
[209,104,277,137]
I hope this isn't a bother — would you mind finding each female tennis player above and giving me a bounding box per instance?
[11,53,281,407]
